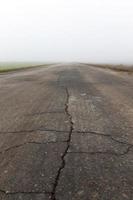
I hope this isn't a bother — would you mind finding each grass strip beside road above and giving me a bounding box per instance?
[0,62,52,73]
[88,64,133,73]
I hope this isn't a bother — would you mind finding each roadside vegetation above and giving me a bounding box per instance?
[0,62,50,73]
[89,64,133,73]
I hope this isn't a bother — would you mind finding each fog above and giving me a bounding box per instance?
[0,0,133,64]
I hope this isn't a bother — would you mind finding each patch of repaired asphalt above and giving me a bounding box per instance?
[67,79,133,144]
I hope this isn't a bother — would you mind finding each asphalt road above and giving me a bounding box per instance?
[0,64,133,200]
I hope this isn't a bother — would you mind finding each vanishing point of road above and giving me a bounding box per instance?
[0,64,133,200]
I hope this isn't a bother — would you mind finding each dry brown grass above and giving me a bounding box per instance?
[85,63,133,74]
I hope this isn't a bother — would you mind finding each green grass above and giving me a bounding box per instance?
[0,62,49,73]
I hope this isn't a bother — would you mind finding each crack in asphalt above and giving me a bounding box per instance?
[0,141,67,155]
[0,132,132,156]
[0,130,132,157]
[0,129,69,134]
[0,129,132,147]
[51,88,74,200]
[68,145,133,156]
[76,130,133,146]
[0,129,132,146]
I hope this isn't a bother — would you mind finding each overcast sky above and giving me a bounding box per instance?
[0,0,133,63]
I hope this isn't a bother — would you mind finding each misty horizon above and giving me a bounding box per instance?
[0,0,133,64]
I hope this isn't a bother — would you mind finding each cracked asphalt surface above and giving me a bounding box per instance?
[0,63,133,200]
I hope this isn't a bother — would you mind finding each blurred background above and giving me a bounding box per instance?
[0,0,133,64]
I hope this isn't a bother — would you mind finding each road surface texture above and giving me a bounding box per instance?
[0,63,133,200]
